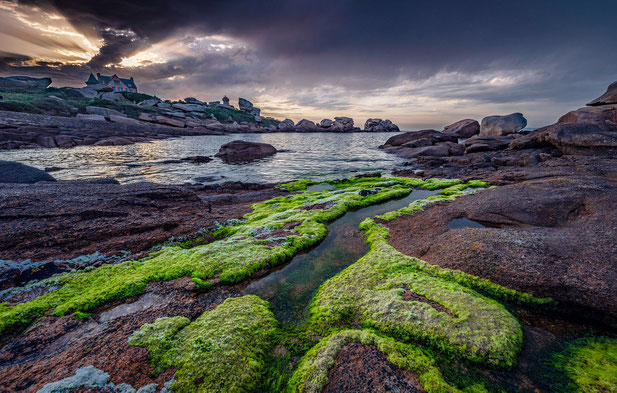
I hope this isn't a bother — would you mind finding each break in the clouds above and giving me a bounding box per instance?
[1,0,616,129]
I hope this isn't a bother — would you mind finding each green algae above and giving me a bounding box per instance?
[309,207,551,367]
[376,180,490,221]
[0,176,461,334]
[288,329,465,393]
[550,337,617,392]
[308,224,524,367]
[129,295,278,393]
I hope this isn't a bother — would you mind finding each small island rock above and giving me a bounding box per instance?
[215,140,277,161]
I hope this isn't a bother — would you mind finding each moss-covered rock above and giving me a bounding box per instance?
[0,177,462,334]
[550,337,617,393]
[288,329,463,393]
[129,295,278,393]
[309,206,550,367]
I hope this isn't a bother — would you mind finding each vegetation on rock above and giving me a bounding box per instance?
[288,329,461,393]
[129,295,278,393]
[549,337,617,393]
[308,217,525,367]
[0,176,465,334]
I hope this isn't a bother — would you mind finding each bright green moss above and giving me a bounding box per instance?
[129,295,278,393]
[551,337,617,393]
[377,180,489,221]
[278,180,318,192]
[0,177,458,334]
[309,214,551,367]
[288,329,466,393]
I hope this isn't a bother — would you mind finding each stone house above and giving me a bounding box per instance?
[86,73,138,93]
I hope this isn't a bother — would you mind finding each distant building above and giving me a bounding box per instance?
[86,73,138,93]
[222,95,230,106]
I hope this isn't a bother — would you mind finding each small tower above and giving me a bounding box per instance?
[85,73,98,86]
[222,95,230,106]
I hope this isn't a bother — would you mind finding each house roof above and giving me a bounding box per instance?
[97,74,137,89]
[85,73,98,84]
[120,78,136,89]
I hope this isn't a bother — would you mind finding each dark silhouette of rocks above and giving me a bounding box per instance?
[0,161,55,183]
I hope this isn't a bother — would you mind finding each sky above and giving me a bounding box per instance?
[0,0,616,130]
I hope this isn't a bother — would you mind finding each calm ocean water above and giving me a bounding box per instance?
[0,132,405,184]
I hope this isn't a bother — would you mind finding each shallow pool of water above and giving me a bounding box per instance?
[0,132,404,184]
[243,188,437,325]
[448,217,486,229]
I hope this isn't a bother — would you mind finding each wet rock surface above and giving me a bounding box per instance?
[323,343,424,393]
[383,172,617,322]
[0,277,242,392]
[0,180,282,274]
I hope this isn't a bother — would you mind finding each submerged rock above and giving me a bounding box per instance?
[0,161,55,183]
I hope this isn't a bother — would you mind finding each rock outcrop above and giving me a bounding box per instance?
[320,119,334,128]
[464,135,514,153]
[0,76,52,89]
[238,98,261,116]
[587,80,617,106]
[296,119,318,131]
[557,104,617,131]
[364,118,400,132]
[510,122,617,155]
[0,111,212,150]
[331,117,355,131]
[381,130,458,147]
[86,106,126,119]
[443,119,480,138]
[480,113,527,136]
[380,130,463,159]
[278,119,295,130]
[215,140,277,161]
[0,161,56,183]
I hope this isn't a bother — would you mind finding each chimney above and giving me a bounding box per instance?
[130,77,134,82]
[96,73,101,81]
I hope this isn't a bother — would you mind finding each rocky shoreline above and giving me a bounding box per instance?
[0,78,402,150]
[0,81,616,392]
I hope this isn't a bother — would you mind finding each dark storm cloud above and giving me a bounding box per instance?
[1,0,617,118]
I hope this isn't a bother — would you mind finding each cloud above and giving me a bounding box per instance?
[0,0,616,128]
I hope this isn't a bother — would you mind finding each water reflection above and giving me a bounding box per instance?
[0,132,404,184]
